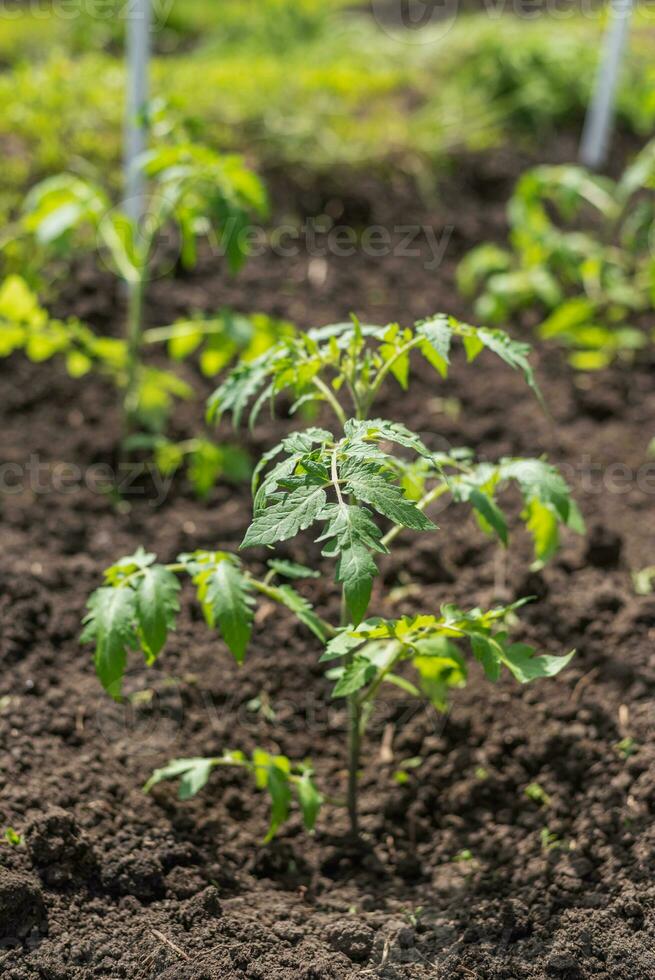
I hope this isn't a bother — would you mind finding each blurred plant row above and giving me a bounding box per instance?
[2,0,655,497]
[1,4,655,227]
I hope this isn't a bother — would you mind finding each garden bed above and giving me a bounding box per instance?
[1,139,654,979]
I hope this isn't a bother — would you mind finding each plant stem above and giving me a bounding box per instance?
[313,376,347,428]
[341,587,361,839]
[124,276,145,430]
[142,318,223,345]
[363,337,421,415]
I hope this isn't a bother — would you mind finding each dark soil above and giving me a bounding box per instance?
[1,134,654,979]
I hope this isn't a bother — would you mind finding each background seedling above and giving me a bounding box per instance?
[15,126,269,435]
[458,138,655,371]
[3,828,23,847]
[524,782,551,807]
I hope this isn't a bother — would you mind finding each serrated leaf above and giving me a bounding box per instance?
[207,355,273,427]
[318,502,387,555]
[337,543,377,626]
[343,465,436,531]
[136,566,181,662]
[82,587,138,699]
[197,559,255,663]
[476,327,542,401]
[242,485,328,548]
[332,656,377,698]
[500,459,572,523]
[417,315,452,377]
[501,644,575,684]
[319,630,365,662]
[143,757,215,796]
[345,418,432,458]
[317,502,385,624]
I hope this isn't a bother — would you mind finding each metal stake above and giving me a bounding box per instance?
[124,0,152,222]
[580,0,634,170]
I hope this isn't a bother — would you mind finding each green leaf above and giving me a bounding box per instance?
[136,566,181,662]
[320,630,365,662]
[344,418,432,458]
[178,759,216,800]
[318,502,387,555]
[501,459,572,523]
[144,757,216,800]
[417,315,452,377]
[525,499,560,563]
[296,771,322,831]
[501,644,576,684]
[207,355,274,427]
[344,465,436,531]
[633,566,655,596]
[469,489,508,545]
[413,638,467,710]
[337,543,378,626]
[476,327,542,401]
[252,748,273,790]
[318,502,386,625]
[82,587,138,699]
[242,485,328,547]
[332,656,377,698]
[197,558,255,663]
[265,764,292,843]
[470,634,502,682]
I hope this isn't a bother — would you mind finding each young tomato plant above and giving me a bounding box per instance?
[458,138,655,370]
[84,315,583,840]
[19,135,268,432]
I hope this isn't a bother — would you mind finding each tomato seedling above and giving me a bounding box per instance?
[458,138,655,370]
[84,315,583,840]
[18,134,268,432]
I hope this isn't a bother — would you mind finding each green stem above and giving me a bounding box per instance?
[340,587,361,839]
[142,319,224,345]
[362,337,421,415]
[124,276,146,430]
[313,376,347,429]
